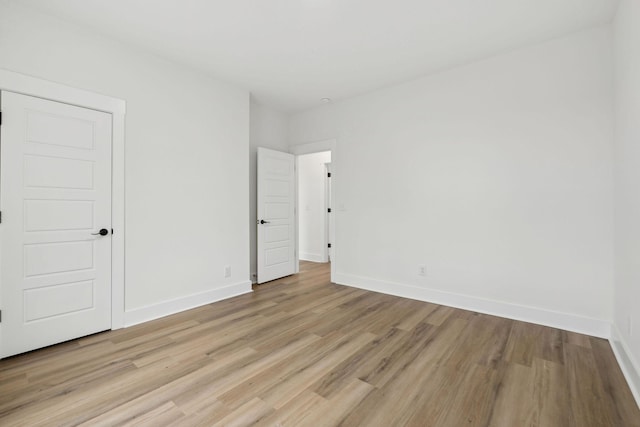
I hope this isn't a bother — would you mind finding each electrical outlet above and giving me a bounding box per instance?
[418,265,427,276]
[224,265,231,278]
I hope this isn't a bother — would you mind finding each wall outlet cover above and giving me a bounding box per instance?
[418,265,427,276]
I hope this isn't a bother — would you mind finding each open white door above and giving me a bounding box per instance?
[0,91,113,358]
[257,147,295,284]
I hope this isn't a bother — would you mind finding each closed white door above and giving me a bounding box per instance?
[0,91,112,358]
[257,147,295,284]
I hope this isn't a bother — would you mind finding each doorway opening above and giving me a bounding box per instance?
[297,151,332,264]
[291,139,336,282]
[255,139,336,285]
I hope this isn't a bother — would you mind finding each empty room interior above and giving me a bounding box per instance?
[1,0,640,425]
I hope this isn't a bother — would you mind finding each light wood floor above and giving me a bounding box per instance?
[0,262,638,426]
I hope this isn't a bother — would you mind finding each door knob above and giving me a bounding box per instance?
[259,219,270,224]
[92,228,109,236]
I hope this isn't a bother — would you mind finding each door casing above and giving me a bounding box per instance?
[0,69,126,356]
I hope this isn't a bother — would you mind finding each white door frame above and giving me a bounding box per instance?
[0,69,126,333]
[324,162,332,263]
[290,139,336,282]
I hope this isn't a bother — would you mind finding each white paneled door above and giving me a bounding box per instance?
[0,91,112,358]
[257,147,295,284]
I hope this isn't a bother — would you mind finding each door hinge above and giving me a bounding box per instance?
[327,208,331,213]
[0,310,2,323]
[0,211,2,224]
[328,243,332,248]
[327,172,331,178]
[0,111,3,126]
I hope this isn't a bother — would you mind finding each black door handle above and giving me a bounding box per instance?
[259,219,270,224]
[92,228,109,236]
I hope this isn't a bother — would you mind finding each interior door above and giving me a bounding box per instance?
[0,91,112,358]
[257,147,295,284]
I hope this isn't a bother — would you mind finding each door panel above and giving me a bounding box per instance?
[24,200,94,231]
[24,280,95,322]
[257,147,295,284]
[0,91,112,358]
[24,154,95,189]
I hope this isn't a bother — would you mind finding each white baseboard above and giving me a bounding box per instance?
[610,324,640,408]
[333,272,611,338]
[299,252,324,262]
[123,280,252,327]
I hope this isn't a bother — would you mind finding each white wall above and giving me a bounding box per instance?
[289,27,615,336]
[298,151,332,262]
[249,100,289,281]
[612,0,640,404]
[0,3,251,322]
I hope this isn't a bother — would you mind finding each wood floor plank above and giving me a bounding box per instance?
[589,337,640,427]
[341,318,470,426]
[170,400,231,427]
[198,337,317,404]
[427,362,502,426]
[294,378,374,426]
[0,358,137,418]
[78,396,183,427]
[0,261,637,426]
[217,330,366,409]
[565,343,617,427]
[488,358,572,427]
[211,397,273,427]
[395,299,439,331]
[260,332,376,410]
[504,321,564,367]
[254,390,326,427]
[311,326,408,399]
